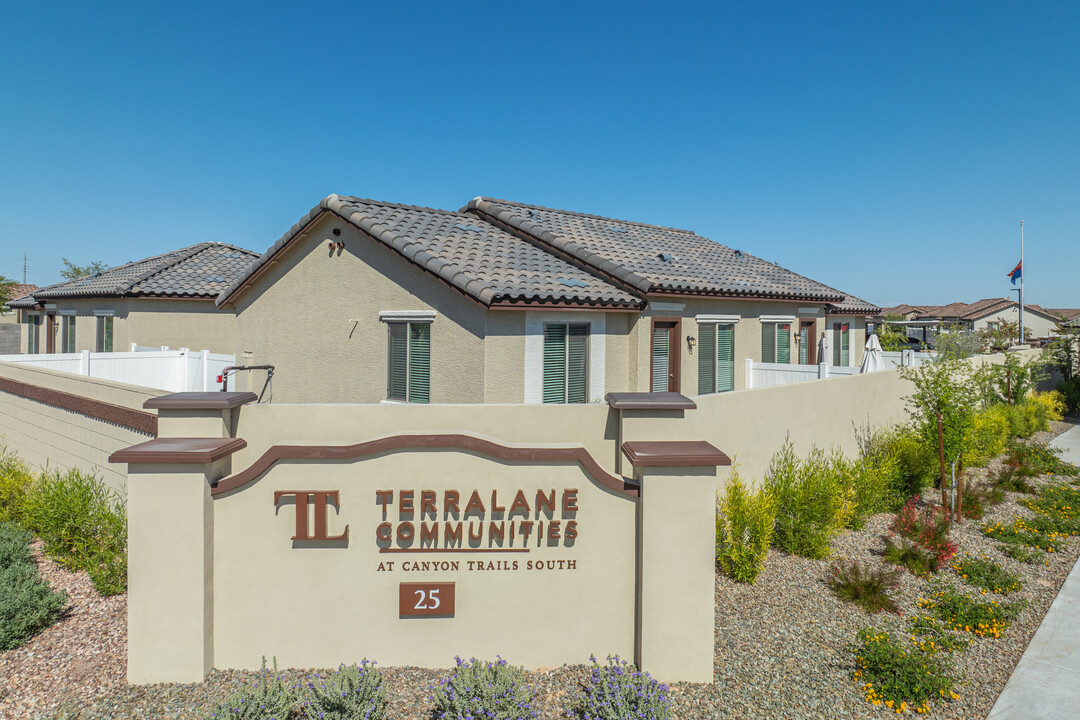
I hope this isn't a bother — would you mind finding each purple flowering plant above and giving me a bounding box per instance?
[204,656,299,720]
[301,661,386,720]
[432,656,538,720]
[568,655,670,720]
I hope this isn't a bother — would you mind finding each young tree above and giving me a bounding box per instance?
[875,317,909,351]
[0,275,14,306]
[60,258,108,280]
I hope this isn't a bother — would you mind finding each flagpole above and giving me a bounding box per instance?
[1019,220,1025,345]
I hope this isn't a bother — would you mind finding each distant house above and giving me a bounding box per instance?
[216,195,878,404]
[8,244,258,355]
[876,298,1068,342]
[0,284,38,354]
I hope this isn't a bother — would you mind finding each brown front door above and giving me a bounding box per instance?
[45,314,56,354]
[799,320,817,364]
[650,319,681,393]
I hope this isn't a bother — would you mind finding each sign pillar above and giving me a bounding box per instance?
[623,440,730,684]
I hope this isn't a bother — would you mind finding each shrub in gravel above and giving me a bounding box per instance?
[0,539,67,651]
[999,540,1048,565]
[908,615,970,653]
[982,517,1064,554]
[20,467,127,596]
[203,657,299,720]
[952,555,1022,595]
[916,580,1027,638]
[827,558,901,614]
[766,440,854,559]
[0,521,34,569]
[433,657,537,720]
[965,405,1011,467]
[1022,482,1080,525]
[1010,439,1078,477]
[860,425,937,510]
[715,469,775,583]
[301,661,386,720]
[850,627,958,713]
[959,480,1004,520]
[990,464,1038,495]
[0,445,35,524]
[882,536,936,576]
[569,654,670,720]
[890,497,957,570]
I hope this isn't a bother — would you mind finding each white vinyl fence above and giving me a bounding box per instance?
[880,350,935,369]
[745,359,859,389]
[0,347,234,392]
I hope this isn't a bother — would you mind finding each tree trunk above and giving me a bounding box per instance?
[956,452,965,522]
[937,412,949,521]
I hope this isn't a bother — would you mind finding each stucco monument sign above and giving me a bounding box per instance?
[111,393,729,685]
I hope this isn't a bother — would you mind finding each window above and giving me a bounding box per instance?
[543,323,589,403]
[386,322,430,403]
[833,322,850,366]
[61,316,76,353]
[698,323,735,394]
[96,316,113,352]
[25,314,40,354]
[761,322,791,364]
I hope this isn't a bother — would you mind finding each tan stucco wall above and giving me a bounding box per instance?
[229,214,489,404]
[0,361,158,494]
[970,306,1060,339]
[17,299,235,356]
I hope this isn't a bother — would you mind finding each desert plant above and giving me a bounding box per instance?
[964,405,1011,467]
[882,537,936,577]
[827,558,901,614]
[982,517,1064,553]
[860,425,937,509]
[20,467,127,595]
[715,469,775,583]
[951,555,1022,595]
[0,446,35,524]
[203,657,298,720]
[916,580,1026,638]
[1010,440,1079,477]
[999,541,1048,565]
[767,440,854,559]
[890,498,957,570]
[989,464,1037,495]
[850,628,959,712]
[0,524,67,651]
[569,655,670,720]
[433,657,537,720]
[908,615,971,654]
[301,661,386,720]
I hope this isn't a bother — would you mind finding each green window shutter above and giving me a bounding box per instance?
[651,326,670,392]
[717,324,735,392]
[543,323,567,403]
[799,325,809,364]
[697,323,716,395]
[567,324,589,403]
[388,323,408,400]
[761,322,775,363]
[408,323,430,403]
[776,323,790,364]
[841,323,850,366]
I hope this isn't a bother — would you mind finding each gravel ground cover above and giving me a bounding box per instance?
[3,419,1077,720]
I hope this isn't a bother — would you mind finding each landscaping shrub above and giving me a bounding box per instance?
[301,661,385,720]
[988,464,1036,495]
[766,441,854,559]
[20,467,127,596]
[0,445,36,524]
[433,657,537,720]
[827,558,901,614]
[964,405,1011,467]
[952,555,1022,595]
[908,615,970,654]
[916,580,1026,638]
[850,628,958,713]
[882,537,936,577]
[0,523,67,652]
[204,657,298,720]
[982,517,1064,554]
[715,469,775,583]
[959,480,1004,520]
[890,498,957,570]
[570,655,670,720]
[1021,482,1080,521]
[999,541,1048,565]
[1010,441,1079,477]
[1057,375,1080,413]
[860,426,936,510]
[845,458,888,530]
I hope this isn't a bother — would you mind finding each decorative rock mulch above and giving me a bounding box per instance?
[4,419,1078,720]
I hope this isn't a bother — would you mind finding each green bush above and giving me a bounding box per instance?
[908,615,970,654]
[861,426,936,510]
[766,441,854,559]
[20,467,127,596]
[917,580,1026,638]
[0,524,67,652]
[571,654,671,720]
[1057,376,1080,413]
[827,558,901,614]
[882,537,935,577]
[951,555,1022,595]
[0,445,35,524]
[965,405,1011,467]
[715,469,775,583]
[433,657,536,720]
[850,628,959,712]
[204,657,298,720]
[301,662,386,720]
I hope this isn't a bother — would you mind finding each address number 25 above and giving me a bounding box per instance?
[399,582,455,617]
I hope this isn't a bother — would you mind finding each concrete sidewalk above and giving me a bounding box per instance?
[985,424,1080,720]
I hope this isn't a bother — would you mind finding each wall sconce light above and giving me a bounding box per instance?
[686,336,696,352]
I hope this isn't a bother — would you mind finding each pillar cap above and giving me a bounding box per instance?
[144,392,257,410]
[621,441,731,468]
[605,392,696,410]
[109,437,247,464]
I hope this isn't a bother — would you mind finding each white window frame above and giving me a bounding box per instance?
[525,312,605,404]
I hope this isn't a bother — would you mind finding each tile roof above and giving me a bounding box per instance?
[880,299,1066,323]
[9,244,258,308]
[465,197,847,302]
[3,284,38,306]
[1048,308,1080,321]
[217,195,642,308]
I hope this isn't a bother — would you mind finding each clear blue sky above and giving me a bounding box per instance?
[2,1,1077,309]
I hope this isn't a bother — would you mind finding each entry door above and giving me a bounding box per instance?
[650,320,681,393]
[45,315,56,354]
[799,320,817,365]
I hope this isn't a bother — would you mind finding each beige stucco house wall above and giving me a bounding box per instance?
[968,305,1061,339]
